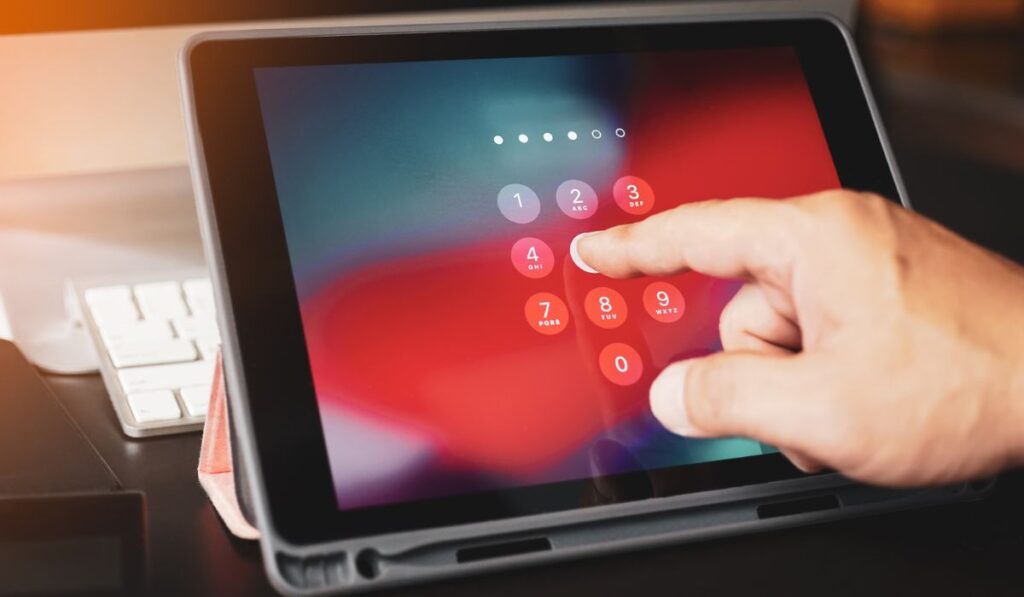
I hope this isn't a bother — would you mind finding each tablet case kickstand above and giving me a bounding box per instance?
[198,352,260,540]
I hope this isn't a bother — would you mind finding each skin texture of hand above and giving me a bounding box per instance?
[576,190,1024,487]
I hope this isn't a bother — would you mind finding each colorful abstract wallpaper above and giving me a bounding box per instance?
[254,46,840,511]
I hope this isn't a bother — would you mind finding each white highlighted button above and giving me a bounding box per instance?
[570,233,599,274]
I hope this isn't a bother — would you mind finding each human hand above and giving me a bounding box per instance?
[576,190,1024,486]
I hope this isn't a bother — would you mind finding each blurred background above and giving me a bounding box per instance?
[1,2,1023,595]
[0,0,1021,262]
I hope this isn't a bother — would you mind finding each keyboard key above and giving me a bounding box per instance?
[117,360,215,394]
[171,316,219,341]
[183,278,215,316]
[107,338,198,368]
[85,285,140,324]
[84,285,133,308]
[180,385,212,417]
[98,319,173,345]
[89,304,141,325]
[126,390,182,423]
[134,281,189,320]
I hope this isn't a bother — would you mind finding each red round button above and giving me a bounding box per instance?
[584,287,628,329]
[642,281,685,323]
[510,237,555,279]
[524,292,570,335]
[598,343,643,386]
[613,176,655,215]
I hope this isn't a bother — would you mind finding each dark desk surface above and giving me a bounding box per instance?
[42,30,1024,595]
[44,140,1024,597]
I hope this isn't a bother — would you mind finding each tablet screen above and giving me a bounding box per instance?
[253,46,839,512]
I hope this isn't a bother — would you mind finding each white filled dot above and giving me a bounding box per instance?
[518,134,529,144]
[567,131,578,141]
[543,132,553,142]
[494,135,504,145]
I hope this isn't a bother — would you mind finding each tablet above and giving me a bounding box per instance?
[181,14,985,594]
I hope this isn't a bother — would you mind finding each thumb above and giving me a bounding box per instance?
[649,352,833,450]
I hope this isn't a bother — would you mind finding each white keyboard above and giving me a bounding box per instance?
[69,274,220,437]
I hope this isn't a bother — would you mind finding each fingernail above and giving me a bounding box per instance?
[570,232,600,274]
[649,362,709,437]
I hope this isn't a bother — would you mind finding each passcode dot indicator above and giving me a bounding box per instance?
[555,179,599,220]
[642,281,685,323]
[613,176,655,215]
[497,183,541,224]
[584,287,628,329]
[525,292,569,335]
[598,343,643,386]
[510,237,555,279]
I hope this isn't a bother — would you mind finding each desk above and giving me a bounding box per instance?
[43,140,1024,596]
[29,25,1024,594]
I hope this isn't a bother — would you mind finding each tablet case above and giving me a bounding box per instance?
[198,353,259,540]
[182,14,994,595]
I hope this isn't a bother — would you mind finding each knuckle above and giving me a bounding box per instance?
[718,300,743,340]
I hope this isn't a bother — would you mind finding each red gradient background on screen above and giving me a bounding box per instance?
[297,48,840,498]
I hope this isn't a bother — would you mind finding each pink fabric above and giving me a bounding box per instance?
[198,353,260,540]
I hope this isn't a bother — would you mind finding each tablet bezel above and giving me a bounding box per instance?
[184,16,904,546]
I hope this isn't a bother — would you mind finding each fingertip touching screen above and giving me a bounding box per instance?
[253,46,839,512]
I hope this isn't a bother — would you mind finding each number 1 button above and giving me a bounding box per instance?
[498,184,541,224]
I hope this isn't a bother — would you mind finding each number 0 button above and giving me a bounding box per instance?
[510,237,555,279]
[613,176,655,215]
[524,292,569,335]
[497,184,541,224]
[598,343,643,386]
[556,180,598,219]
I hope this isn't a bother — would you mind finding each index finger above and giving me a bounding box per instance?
[575,195,806,285]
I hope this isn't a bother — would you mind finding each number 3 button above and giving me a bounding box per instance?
[613,176,655,215]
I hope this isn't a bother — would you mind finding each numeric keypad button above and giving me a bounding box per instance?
[556,180,598,219]
[613,176,655,215]
[510,237,555,279]
[524,292,569,335]
[642,281,685,323]
[584,287,628,329]
[598,343,643,386]
[497,184,541,224]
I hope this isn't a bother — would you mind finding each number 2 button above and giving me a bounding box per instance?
[556,180,598,220]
